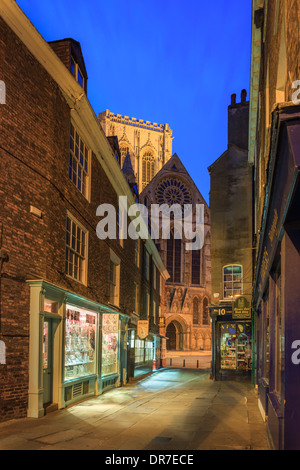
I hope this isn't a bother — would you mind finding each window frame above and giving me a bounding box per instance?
[71,55,85,90]
[109,250,121,307]
[166,230,182,284]
[133,282,139,314]
[223,264,243,299]
[69,122,91,200]
[65,212,88,285]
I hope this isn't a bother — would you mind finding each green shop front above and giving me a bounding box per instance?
[209,297,253,380]
[27,280,129,418]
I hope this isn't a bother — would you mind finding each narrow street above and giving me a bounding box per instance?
[0,369,269,451]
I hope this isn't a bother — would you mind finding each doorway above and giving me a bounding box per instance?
[43,319,53,406]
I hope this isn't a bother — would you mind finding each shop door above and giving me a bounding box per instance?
[43,319,53,405]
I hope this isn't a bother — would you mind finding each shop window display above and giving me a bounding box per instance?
[65,308,97,381]
[102,314,119,377]
[135,339,144,364]
[220,323,252,370]
[145,340,154,362]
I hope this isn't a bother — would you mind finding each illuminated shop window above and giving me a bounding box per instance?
[102,314,119,377]
[64,307,97,382]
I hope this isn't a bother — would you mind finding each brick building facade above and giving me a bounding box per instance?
[0,1,168,422]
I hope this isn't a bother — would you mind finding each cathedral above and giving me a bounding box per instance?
[98,110,173,193]
[99,112,211,351]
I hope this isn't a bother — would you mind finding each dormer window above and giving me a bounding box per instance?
[71,55,85,89]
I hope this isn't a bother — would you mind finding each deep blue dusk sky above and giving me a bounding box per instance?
[17,0,252,204]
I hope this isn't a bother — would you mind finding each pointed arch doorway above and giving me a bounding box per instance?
[166,320,184,351]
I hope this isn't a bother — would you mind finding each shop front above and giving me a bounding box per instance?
[253,108,300,450]
[27,280,127,418]
[101,313,126,392]
[209,300,253,380]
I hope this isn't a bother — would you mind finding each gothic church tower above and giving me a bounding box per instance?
[99,110,173,193]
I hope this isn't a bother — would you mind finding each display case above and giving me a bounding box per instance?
[102,314,119,377]
[220,323,252,370]
[220,324,237,369]
[64,308,97,381]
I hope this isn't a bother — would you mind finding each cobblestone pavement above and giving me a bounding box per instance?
[0,369,269,451]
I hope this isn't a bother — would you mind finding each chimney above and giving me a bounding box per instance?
[228,90,249,150]
[241,89,247,103]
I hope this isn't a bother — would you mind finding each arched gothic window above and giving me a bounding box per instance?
[142,151,155,186]
[120,146,130,168]
[166,230,181,284]
[193,298,199,325]
[191,245,201,285]
[202,298,209,325]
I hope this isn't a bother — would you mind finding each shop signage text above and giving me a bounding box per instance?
[233,296,251,320]
[212,306,232,317]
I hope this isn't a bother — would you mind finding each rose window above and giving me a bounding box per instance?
[155,178,192,207]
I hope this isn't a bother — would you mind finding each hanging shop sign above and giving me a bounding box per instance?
[137,320,149,339]
[233,296,251,320]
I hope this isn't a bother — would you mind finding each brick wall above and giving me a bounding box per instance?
[0,17,141,422]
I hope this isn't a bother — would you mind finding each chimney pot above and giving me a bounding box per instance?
[241,89,247,102]
[231,94,236,105]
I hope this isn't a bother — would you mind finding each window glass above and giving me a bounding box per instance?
[64,308,97,381]
[109,261,117,304]
[77,68,84,88]
[65,215,87,283]
[102,314,119,377]
[69,124,89,198]
[223,265,242,298]
[167,231,181,283]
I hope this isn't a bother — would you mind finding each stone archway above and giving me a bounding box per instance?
[166,316,189,351]
[166,323,177,350]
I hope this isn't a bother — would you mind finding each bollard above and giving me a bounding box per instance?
[197,360,199,369]
[183,359,185,368]
[170,358,172,366]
